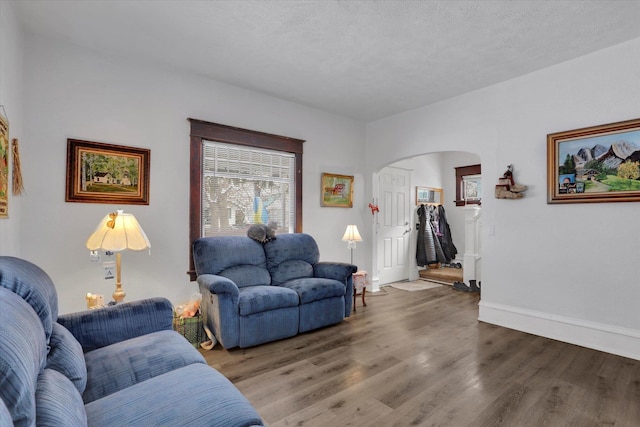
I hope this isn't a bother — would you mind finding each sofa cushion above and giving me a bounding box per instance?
[35,369,87,427]
[264,233,320,286]
[269,259,314,287]
[0,256,59,342]
[238,285,299,316]
[82,329,206,403]
[46,323,87,394]
[282,278,346,304]
[0,287,47,427]
[85,363,264,427]
[193,236,271,287]
[221,265,271,289]
[0,399,11,427]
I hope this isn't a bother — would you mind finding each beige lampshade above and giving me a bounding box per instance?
[86,210,150,251]
[341,225,363,242]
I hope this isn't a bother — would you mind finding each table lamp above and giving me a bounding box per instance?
[86,210,150,303]
[341,224,362,265]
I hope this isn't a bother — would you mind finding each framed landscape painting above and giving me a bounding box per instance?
[321,173,353,207]
[547,118,640,204]
[66,139,150,205]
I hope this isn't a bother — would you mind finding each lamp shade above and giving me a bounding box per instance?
[86,210,150,251]
[341,225,363,242]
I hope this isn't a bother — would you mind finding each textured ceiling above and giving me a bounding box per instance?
[12,0,640,121]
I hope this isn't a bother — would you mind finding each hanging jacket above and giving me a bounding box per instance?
[416,205,446,266]
[436,205,457,263]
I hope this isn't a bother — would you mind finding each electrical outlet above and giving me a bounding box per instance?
[103,261,115,280]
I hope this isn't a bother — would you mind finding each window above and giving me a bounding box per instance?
[188,119,304,280]
[455,164,481,206]
[201,141,295,236]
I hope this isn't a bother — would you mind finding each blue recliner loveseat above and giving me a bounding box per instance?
[192,233,357,349]
[0,256,264,427]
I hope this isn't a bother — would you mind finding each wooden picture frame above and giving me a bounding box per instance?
[416,186,443,206]
[0,113,8,218]
[547,118,640,204]
[455,164,481,206]
[321,172,354,207]
[66,139,150,205]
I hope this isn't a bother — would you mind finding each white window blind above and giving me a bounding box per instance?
[201,140,295,237]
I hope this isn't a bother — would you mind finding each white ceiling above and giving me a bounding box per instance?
[12,0,640,121]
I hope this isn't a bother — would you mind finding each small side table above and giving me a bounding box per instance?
[352,270,368,312]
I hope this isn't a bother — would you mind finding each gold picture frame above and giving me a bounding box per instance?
[416,186,443,206]
[66,139,150,205]
[547,118,640,204]
[321,173,354,207]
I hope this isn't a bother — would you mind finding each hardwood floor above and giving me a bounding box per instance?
[201,285,640,426]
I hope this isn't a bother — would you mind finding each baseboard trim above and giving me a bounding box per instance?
[478,301,640,361]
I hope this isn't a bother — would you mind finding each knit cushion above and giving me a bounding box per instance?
[46,323,87,393]
[35,369,87,427]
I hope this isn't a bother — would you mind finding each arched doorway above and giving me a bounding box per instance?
[371,150,481,290]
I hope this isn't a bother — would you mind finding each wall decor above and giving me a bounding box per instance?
[66,139,150,205]
[547,118,640,204]
[454,164,481,206]
[0,112,9,218]
[321,172,353,207]
[416,186,443,206]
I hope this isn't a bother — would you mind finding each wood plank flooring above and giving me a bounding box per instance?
[200,285,640,426]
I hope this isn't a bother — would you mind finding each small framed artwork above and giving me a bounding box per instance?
[416,186,443,206]
[66,139,150,205]
[547,118,640,204]
[321,172,354,207]
[0,113,8,218]
[462,174,482,202]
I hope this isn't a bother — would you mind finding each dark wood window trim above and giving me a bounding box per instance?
[188,118,304,280]
[455,164,481,206]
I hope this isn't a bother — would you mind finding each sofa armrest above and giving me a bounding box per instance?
[57,297,173,352]
[196,274,240,297]
[314,262,357,282]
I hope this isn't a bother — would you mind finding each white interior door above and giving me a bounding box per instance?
[377,166,411,285]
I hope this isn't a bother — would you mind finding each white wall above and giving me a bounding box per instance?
[0,0,23,255]
[18,34,367,314]
[367,38,640,360]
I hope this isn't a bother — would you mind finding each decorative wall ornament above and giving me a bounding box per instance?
[0,110,8,218]
[12,139,24,195]
[495,164,528,199]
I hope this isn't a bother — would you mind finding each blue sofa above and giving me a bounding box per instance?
[0,256,264,427]
[193,233,357,349]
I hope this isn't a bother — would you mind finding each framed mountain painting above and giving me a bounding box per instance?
[547,118,640,204]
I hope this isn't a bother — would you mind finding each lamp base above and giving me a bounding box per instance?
[112,282,126,303]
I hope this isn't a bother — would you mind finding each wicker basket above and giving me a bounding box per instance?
[172,313,206,349]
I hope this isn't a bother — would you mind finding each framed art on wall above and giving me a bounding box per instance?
[66,139,150,205]
[0,112,8,218]
[321,172,353,207]
[547,118,640,204]
[416,186,443,206]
